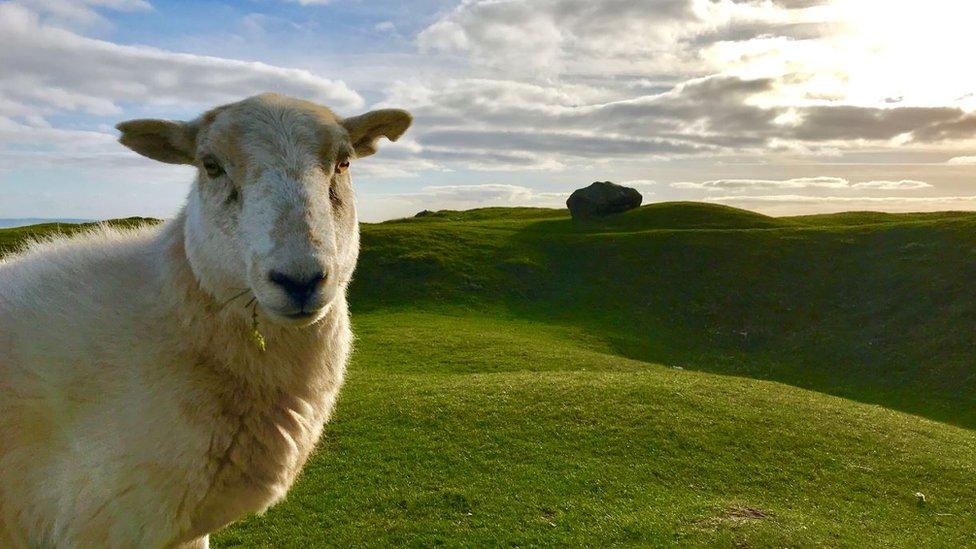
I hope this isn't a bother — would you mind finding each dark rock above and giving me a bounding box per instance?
[566,181,642,220]
[414,209,434,217]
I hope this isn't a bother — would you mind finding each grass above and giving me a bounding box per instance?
[3,203,976,546]
[0,217,158,256]
[218,311,976,547]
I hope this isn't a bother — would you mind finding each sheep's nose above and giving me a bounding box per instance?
[268,270,326,307]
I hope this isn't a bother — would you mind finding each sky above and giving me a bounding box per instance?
[3,0,976,221]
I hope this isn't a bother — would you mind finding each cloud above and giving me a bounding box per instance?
[0,1,372,220]
[415,0,818,77]
[6,0,976,220]
[673,177,932,191]
[407,184,565,205]
[358,183,569,221]
[0,2,364,118]
[711,194,976,206]
[376,73,975,173]
[403,0,976,171]
[911,114,976,142]
[673,177,849,190]
[13,0,150,29]
[620,179,658,190]
[947,156,976,165]
[849,180,931,190]
[790,106,966,142]
[420,129,710,158]
[373,76,760,170]
[0,116,115,148]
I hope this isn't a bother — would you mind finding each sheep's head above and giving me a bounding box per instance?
[116,93,412,326]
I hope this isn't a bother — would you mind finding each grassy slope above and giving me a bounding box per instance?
[220,311,976,547]
[2,204,975,546]
[355,204,976,428]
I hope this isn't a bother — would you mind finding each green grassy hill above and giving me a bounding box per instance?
[3,204,976,546]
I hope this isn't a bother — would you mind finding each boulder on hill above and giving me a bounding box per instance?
[566,181,642,220]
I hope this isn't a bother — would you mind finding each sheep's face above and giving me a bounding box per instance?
[116,93,412,326]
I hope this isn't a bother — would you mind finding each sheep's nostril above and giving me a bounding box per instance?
[268,270,326,306]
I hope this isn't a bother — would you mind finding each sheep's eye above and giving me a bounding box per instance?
[335,160,350,174]
[202,156,224,178]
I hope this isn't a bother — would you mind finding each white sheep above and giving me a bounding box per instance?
[0,93,412,548]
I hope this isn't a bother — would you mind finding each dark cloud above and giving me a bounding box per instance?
[911,114,976,142]
[791,106,963,141]
[390,74,976,167]
[420,129,712,158]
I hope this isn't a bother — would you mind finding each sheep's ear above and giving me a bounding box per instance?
[341,109,412,158]
[116,119,197,165]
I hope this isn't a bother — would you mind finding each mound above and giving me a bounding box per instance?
[386,207,568,224]
[568,201,793,231]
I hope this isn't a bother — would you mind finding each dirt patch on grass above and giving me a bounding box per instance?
[698,505,772,530]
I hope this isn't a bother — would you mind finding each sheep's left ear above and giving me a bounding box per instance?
[341,109,412,158]
[116,119,197,165]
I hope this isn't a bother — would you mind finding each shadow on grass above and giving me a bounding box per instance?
[500,214,976,429]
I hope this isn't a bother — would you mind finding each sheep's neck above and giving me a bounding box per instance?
[154,210,349,541]
[155,209,348,397]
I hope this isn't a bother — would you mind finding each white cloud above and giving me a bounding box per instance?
[849,180,931,190]
[713,194,976,204]
[415,0,835,80]
[12,0,150,29]
[674,177,850,190]
[0,3,364,118]
[947,156,976,165]
[357,183,569,222]
[673,177,932,191]
[707,193,976,215]
[0,116,115,148]
[406,184,565,205]
[374,21,396,33]
[621,179,657,190]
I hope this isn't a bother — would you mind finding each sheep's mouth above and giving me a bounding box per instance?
[284,311,316,320]
[261,303,328,327]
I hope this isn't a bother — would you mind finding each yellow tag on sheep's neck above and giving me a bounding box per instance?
[249,326,266,352]
[248,300,266,352]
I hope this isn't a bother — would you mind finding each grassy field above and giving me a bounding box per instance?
[3,203,975,547]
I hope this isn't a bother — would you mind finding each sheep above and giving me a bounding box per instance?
[0,93,412,548]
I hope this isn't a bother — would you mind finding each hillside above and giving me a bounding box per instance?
[2,203,975,546]
[357,203,976,428]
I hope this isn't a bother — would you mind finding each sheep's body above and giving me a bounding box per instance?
[0,93,411,547]
[0,214,350,547]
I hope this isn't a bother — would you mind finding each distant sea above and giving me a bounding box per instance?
[0,218,93,229]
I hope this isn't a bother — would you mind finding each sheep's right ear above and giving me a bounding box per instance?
[341,109,413,158]
[116,119,197,165]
